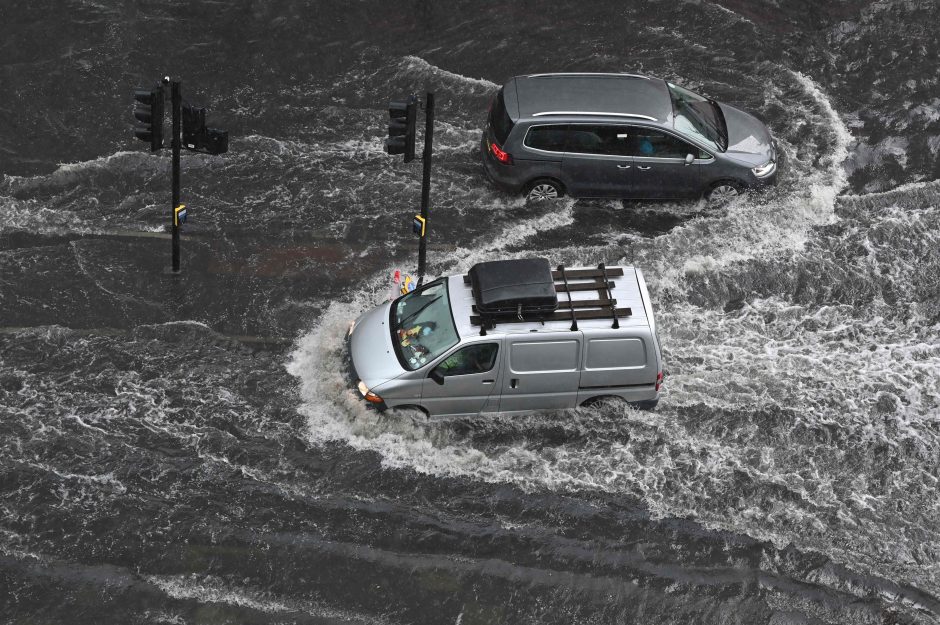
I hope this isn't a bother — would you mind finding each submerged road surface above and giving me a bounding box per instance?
[1,1,939,623]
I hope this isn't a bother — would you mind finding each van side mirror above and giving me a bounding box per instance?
[430,368,445,385]
[685,153,694,166]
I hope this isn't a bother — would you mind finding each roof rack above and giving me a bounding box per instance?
[526,72,650,80]
[464,265,632,334]
[531,111,658,121]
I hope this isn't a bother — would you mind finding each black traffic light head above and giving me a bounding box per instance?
[133,86,164,151]
[182,102,229,155]
[384,94,417,162]
[182,104,206,147]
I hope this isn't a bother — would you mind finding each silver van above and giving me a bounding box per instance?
[348,258,663,418]
[481,73,777,204]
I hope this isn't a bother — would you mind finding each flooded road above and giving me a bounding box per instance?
[1,1,939,623]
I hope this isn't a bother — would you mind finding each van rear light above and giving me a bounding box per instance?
[489,141,513,164]
[655,371,663,392]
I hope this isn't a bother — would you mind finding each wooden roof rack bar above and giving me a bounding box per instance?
[598,263,620,329]
[471,307,632,326]
[557,265,578,331]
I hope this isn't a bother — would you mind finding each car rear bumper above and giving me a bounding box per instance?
[480,134,523,193]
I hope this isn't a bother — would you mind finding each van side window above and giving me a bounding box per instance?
[510,340,579,372]
[524,125,569,152]
[564,125,632,156]
[434,343,499,377]
[585,338,647,369]
[626,127,703,159]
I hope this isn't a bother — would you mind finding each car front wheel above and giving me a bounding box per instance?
[705,181,744,206]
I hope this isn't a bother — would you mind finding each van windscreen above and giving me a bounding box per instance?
[391,278,459,370]
[489,89,515,145]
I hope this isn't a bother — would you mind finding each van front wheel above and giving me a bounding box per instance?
[525,179,564,202]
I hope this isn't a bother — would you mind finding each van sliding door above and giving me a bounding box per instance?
[578,329,656,389]
[498,338,581,413]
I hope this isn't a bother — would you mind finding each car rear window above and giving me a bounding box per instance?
[524,125,569,152]
[489,89,515,145]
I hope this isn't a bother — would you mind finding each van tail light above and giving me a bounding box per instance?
[489,141,513,164]
[655,370,663,392]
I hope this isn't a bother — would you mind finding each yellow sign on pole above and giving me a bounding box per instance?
[412,214,426,238]
[174,204,187,227]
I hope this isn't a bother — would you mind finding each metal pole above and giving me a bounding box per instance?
[171,80,181,273]
[417,92,434,286]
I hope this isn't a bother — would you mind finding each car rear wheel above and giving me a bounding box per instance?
[705,181,743,206]
[525,179,564,202]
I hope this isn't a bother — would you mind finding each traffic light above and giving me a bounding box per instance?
[133,86,164,151]
[182,102,229,155]
[182,103,206,147]
[385,95,417,162]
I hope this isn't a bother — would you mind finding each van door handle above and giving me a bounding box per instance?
[637,165,652,170]
[616,164,631,169]
[510,379,519,388]
[482,379,495,385]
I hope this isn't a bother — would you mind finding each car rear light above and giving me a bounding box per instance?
[655,371,663,392]
[489,141,512,164]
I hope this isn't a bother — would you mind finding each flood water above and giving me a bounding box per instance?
[1,1,939,623]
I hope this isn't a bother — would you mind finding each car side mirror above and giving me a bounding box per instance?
[430,368,445,385]
[685,153,695,166]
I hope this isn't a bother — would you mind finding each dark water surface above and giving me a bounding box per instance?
[1,1,939,623]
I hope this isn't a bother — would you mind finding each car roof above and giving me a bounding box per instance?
[447,265,651,339]
[509,73,674,123]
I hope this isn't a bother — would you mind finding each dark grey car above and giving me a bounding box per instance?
[481,73,778,203]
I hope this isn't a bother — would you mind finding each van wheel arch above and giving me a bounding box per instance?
[524,178,566,201]
[387,404,430,419]
[579,395,627,408]
[580,396,659,411]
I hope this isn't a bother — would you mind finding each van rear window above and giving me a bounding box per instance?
[489,89,515,145]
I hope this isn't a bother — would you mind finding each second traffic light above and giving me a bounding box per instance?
[182,103,229,155]
[134,85,164,151]
[385,95,417,163]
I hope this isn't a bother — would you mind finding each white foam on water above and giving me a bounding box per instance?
[632,70,853,294]
[0,193,86,234]
[400,55,499,91]
[146,574,385,623]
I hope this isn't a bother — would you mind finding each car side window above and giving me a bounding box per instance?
[525,125,569,152]
[433,343,499,377]
[626,127,703,159]
[565,125,632,156]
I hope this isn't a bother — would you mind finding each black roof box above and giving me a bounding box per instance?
[469,258,558,315]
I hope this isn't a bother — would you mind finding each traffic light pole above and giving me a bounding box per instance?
[171,80,181,273]
[416,92,434,286]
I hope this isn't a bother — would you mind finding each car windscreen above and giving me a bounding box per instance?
[667,82,728,152]
[391,278,460,370]
[489,88,515,145]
